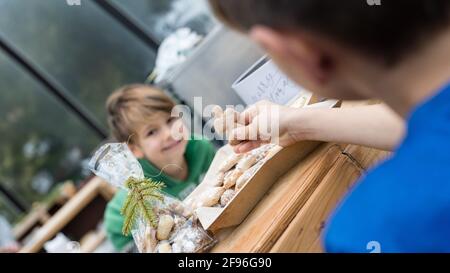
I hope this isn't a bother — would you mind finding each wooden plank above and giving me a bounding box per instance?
[270,146,388,252]
[13,205,49,240]
[341,144,391,171]
[98,182,117,201]
[270,149,362,252]
[211,143,345,252]
[80,229,107,253]
[19,177,107,253]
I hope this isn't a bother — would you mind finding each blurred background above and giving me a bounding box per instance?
[0,0,264,252]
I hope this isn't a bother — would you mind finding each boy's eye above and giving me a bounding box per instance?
[147,129,157,137]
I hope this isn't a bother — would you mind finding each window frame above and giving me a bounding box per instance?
[0,0,164,216]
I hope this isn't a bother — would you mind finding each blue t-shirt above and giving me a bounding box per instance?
[324,81,450,253]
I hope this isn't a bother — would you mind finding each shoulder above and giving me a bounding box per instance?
[185,137,217,180]
[107,189,127,210]
[104,189,132,250]
[187,136,215,150]
[324,134,450,252]
[185,136,217,159]
[104,190,127,224]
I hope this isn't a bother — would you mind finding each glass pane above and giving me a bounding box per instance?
[0,195,19,224]
[0,50,102,223]
[111,0,217,42]
[0,0,157,126]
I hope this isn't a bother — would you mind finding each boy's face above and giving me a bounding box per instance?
[130,112,189,168]
[249,27,374,101]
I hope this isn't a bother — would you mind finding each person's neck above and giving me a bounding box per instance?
[366,29,450,118]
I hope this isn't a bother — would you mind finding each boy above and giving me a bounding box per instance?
[104,84,216,251]
[209,0,450,252]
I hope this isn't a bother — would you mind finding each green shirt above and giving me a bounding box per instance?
[103,138,216,251]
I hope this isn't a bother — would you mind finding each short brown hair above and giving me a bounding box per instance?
[106,84,175,143]
[209,0,450,65]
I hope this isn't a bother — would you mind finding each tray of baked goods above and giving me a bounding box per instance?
[184,94,340,233]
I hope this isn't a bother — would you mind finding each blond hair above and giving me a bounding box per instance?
[106,84,176,143]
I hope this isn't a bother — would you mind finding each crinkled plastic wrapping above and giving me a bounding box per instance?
[89,143,144,189]
[89,143,216,253]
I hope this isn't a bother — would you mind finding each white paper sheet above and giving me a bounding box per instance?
[232,56,310,106]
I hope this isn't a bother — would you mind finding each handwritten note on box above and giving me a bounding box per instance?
[232,56,311,106]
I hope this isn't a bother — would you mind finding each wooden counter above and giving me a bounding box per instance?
[210,143,388,252]
[211,102,390,253]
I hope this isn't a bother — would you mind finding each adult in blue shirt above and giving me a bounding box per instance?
[208,0,450,252]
